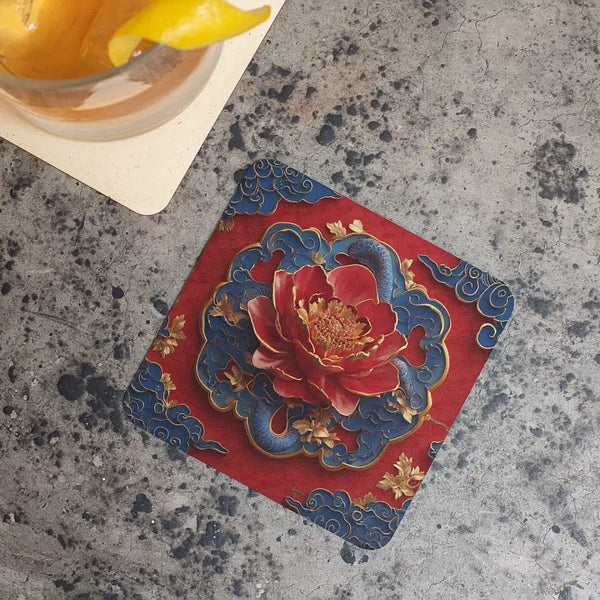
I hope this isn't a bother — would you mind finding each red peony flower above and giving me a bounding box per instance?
[247,264,407,416]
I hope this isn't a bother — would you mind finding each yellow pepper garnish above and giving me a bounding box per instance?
[108,0,271,67]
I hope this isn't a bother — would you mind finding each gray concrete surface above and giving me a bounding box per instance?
[1,1,600,598]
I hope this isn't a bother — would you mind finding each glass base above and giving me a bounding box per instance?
[2,44,222,142]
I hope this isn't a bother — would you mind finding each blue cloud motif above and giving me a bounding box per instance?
[124,359,227,454]
[285,489,412,550]
[222,158,342,219]
[418,256,514,349]
[428,440,444,459]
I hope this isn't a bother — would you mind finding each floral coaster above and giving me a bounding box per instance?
[124,158,514,549]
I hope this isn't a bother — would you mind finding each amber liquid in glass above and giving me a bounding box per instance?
[0,0,151,80]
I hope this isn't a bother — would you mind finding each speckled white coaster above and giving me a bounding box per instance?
[0,0,285,215]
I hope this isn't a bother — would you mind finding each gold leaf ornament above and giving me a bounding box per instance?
[376,453,425,500]
[388,389,418,423]
[160,372,177,391]
[348,219,364,233]
[152,315,186,357]
[209,293,247,327]
[292,409,340,449]
[223,363,252,392]
[326,220,347,240]
[354,492,377,508]
[169,315,186,337]
[217,218,234,232]
[311,251,326,265]
[165,396,178,408]
[400,258,427,293]
[159,372,178,407]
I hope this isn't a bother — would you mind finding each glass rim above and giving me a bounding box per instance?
[0,43,169,89]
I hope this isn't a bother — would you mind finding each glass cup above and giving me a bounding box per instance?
[0,42,222,141]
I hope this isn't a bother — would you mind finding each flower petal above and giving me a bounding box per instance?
[273,270,293,311]
[292,339,344,376]
[338,362,400,396]
[292,265,333,303]
[341,330,407,375]
[318,375,361,416]
[272,269,313,347]
[247,295,290,353]
[252,346,300,379]
[370,330,408,366]
[273,376,328,406]
[354,299,398,339]
[272,270,296,338]
[326,264,379,305]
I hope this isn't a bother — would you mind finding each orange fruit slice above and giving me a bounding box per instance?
[108,0,271,67]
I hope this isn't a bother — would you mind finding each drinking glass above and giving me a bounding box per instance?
[0,1,222,140]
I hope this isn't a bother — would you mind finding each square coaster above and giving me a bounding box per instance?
[124,158,514,549]
[0,0,285,215]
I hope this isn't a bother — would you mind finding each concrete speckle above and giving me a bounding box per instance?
[340,541,356,565]
[113,342,130,360]
[53,579,77,593]
[331,171,344,184]
[131,493,153,518]
[567,321,590,339]
[2,1,600,599]
[152,297,170,315]
[558,587,573,600]
[379,129,392,143]
[481,392,509,419]
[217,495,239,517]
[533,138,588,204]
[317,124,335,146]
[228,120,246,151]
[527,296,552,319]
[111,285,124,299]
[57,373,85,402]
[327,113,344,128]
